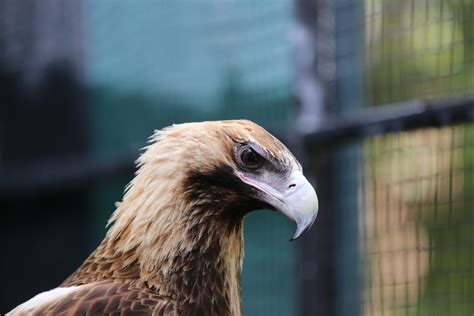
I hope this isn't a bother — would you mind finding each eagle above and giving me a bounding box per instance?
[8,120,318,316]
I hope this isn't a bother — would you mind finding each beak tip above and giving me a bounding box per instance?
[289,235,299,242]
[289,207,318,241]
[289,224,309,241]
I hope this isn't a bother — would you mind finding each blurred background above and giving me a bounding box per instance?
[1,0,473,315]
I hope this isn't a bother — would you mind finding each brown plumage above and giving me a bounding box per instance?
[8,120,318,316]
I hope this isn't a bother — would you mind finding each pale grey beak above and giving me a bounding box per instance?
[237,170,319,240]
[278,171,319,240]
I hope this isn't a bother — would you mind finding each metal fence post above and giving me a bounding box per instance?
[294,0,363,315]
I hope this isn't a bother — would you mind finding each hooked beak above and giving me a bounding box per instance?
[238,170,319,240]
[280,171,319,240]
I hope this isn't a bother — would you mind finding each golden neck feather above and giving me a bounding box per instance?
[63,157,245,315]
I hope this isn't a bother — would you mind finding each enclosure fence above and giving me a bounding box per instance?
[299,0,474,315]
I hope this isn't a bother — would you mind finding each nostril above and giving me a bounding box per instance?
[288,183,296,189]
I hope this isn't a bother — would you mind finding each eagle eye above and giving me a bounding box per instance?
[239,146,264,170]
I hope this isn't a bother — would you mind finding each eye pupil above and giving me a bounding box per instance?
[240,147,263,169]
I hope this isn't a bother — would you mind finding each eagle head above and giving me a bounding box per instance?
[131,119,318,240]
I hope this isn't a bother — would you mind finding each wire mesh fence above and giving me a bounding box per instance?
[360,125,474,315]
[365,0,474,105]
[301,0,474,315]
[304,123,474,316]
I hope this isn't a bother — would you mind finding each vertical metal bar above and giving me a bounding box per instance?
[333,1,363,315]
[292,0,337,315]
[293,0,363,315]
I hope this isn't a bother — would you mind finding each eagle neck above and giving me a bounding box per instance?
[63,204,245,316]
[159,210,244,316]
[63,160,246,315]
[137,205,245,316]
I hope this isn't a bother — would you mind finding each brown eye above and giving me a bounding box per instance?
[239,147,264,170]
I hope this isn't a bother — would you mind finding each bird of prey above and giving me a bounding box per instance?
[8,120,318,316]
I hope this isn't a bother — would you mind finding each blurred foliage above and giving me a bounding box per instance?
[416,126,474,316]
[366,0,474,106]
[364,0,474,315]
